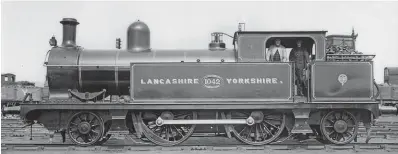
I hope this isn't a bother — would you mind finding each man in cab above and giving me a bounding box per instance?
[289,40,309,96]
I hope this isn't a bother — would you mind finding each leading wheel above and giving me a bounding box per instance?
[229,110,286,145]
[320,110,358,144]
[67,111,104,146]
[138,111,197,146]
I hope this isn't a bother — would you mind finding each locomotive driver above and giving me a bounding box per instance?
[266,39,287,62]
[289,40,309,96]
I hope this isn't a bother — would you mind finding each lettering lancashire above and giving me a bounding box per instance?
[140,78,200,85]
[140,77,282,85]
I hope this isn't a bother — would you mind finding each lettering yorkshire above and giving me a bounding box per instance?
[140,77,283,85]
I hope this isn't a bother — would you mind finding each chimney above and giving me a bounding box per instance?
[60,18,79,47]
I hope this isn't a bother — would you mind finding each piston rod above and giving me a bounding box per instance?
[155,117,255,126]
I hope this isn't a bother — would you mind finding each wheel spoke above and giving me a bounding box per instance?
[88,115,94,124]
[245,126,253,139]
[165,126,170,141]
[263,117,281,121]
[83,113,88,122]
[328,131,336,138]
[336,133,342,142]
[240,111,251,116]
[239,126,248,135]
[325,128,335,136]
[172,125,184,137]
[149,123,157,131]
[156,126,163,137]
[345,131,353,137]
[341,112,347,121]
[91,129,99,134]
[263,120,279,130]
[69,127,78,133]
[88,132,94,140]
[261,122,273,135]
[341,133,346,141]
[83,134,90,143]
[174,113,190,118]
[326,118,335,124]
[91,124,99,128]
[339,112,343,120]
[334,113,339,120]
[170,126,177,141]
[258,123,267,139]
[178,126,187,136]
[77,115,82,122]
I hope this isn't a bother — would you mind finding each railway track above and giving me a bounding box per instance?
[2,126,398,153]
[2,143,398,153]
[2,116,398,151]
[3,119,398,139]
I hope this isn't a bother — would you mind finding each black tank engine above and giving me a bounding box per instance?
[19,18,398,146]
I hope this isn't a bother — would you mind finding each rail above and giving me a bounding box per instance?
[2,143,398,152]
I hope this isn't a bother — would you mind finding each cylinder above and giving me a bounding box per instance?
[60,18,79,47]
[127,20,150,52]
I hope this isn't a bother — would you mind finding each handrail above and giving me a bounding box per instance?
[43,50,51,66]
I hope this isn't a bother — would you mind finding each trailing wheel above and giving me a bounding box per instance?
[228,110,286,145]
[320,110,358,144]
[138,111,197,146]
[67,111,104,146]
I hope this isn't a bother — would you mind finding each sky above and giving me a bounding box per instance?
[1,1,398,86]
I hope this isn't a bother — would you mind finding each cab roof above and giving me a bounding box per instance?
[237,31,328,34]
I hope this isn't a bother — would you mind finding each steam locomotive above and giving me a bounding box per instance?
[19,18,398,146]
[377,67,398,106]
[1,74,47,115]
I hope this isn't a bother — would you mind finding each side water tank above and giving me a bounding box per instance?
[127,20,150,52]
